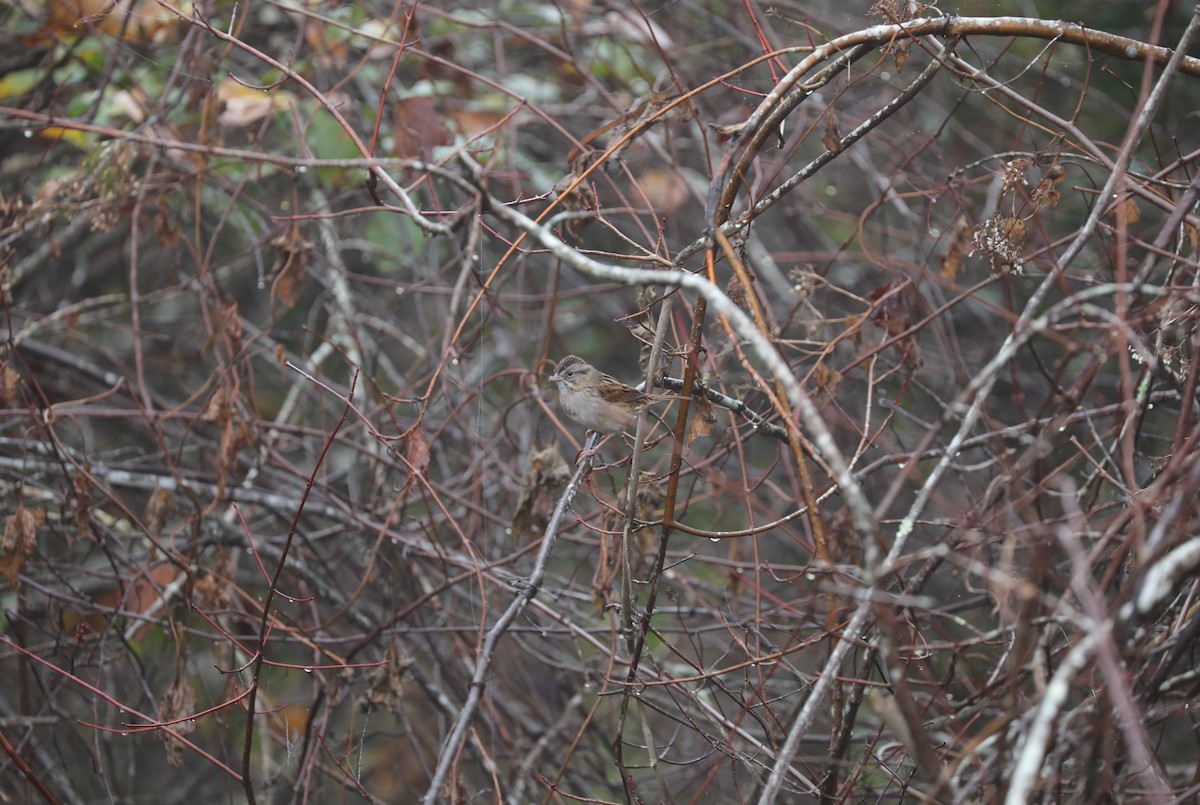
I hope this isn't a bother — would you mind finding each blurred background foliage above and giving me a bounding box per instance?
[3,0,1200,802]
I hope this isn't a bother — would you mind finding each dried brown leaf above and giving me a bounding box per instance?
[269,224,313,309]
[725,273,752,312]
[392,97,451,160]
[1116,197,1140,226]
[940,215,972,281]
[812,363,843,403]
[158,677,196,769]
[395,426,431,497]
[687,395,717,444]
[1031,162,1064,209]
[901,337,924,371]
[363,643,414,715]
[0,363,21,406]
[511,445,571,540]
[193,550,234,612]
[144,485,174,536]
[1185,222,1199,255]
[219,300,243,351]
[205,386,233,425]
[72,472,93,542]
[2,506,43,591]
[4,505,41,555]
[822,108,841,153]
[0,553,23,593]
[405,427,430,478]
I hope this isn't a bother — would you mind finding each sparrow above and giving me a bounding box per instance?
[548,355,659,434]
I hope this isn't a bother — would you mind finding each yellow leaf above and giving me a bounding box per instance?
[38,126,91,148]
[0,69,39,102]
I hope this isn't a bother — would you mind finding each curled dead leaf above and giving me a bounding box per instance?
[143,485,174,536]
[940,216,972,281]
[1116,197,1140,226]
[193,550,234,612]
[1031,162,1064,209]
[1,506,39,591]
[363,643,414,715]
[394,426,431,497]
[822,108,841,153]
[811,363,842,404]
[687,395,717,444]
[0,363,22,406]
[72,472,93,542]
[158,677,197,769]
[3,505,42,556]
[511,445,571,540]
[392,97,451,160]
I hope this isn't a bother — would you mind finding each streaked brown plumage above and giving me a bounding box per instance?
[548,355,655,434]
